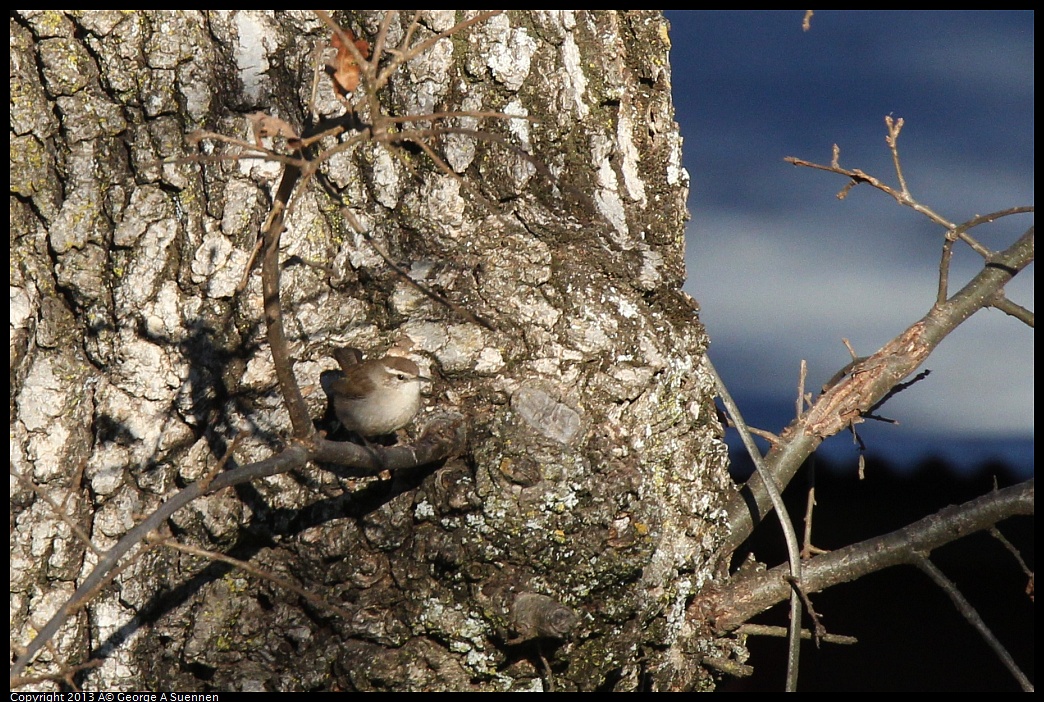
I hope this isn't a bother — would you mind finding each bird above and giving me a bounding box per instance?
[326,347,428,440]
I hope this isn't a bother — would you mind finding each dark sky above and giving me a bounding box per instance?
[664,11,1034,474]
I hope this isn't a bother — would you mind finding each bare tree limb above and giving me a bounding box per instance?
[706,357,806,690]
[991,295,1034,327]
[912,556,1033,692]
[9,413,467,680]
[260,160,314,438]
[737,623,857,646]
[937,207,1033,302]
[702,478,1033,632]
[724,226,1034,554]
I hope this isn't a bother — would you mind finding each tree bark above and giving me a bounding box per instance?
[10,11,733,691]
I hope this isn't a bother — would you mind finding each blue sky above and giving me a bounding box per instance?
[664,11,1034,473]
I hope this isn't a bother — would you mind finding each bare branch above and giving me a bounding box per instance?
[9,413,467,680]
[785,154,955,230]
[161,540,357,621]
[186,129,308,168]
[989,526,1035,589]
[938,208,1034,302]
[800,485,828,560]
[704,478,1033,632]
[705,357,805,691]
[724,226,1033,555]
[796,359,808,420]
[260,160,314,438]
[10,466,99,555]
[10,443,309,678]
[376,12,503,91]
[314,177,497,331]
[913,556,1033,692]
[737,623,857,646]
[884,115,908,196]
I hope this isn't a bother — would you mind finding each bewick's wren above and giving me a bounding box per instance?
[328,349,428,438]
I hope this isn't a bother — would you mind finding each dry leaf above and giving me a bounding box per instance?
[246,111,299,147]
[329,27,371,96]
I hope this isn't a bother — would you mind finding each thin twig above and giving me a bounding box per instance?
[913,556,1033,692]
[785,576,826,646]
[161,540,356,620]
[786,155,955,229]
[377,12,503,91]
[737,623,856,645]
[989,526,1031,585]
[706,357,805,691]
[990,294,1034,327]
[788,137,1024,273]
[796,359,807,420]
[260,160,314,439]
[800,485,828,559]
[723,227,1033,556]
[186,130,307,169]
[884,115,908,196]
[708,479,1034,632]
[10,468,100,555]
[937,207,1034,302]
[746,425,781,445]
[198,431,246,492]
[701,655,754,678]
[370,10,401,76]
[314,173,497,331]
[841,337,858,361]
[9,658,103,693]
[938,229,958,305]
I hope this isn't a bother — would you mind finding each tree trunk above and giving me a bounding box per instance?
[10,10,734,691]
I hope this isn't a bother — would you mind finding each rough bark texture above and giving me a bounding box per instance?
[11,11,735,691]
